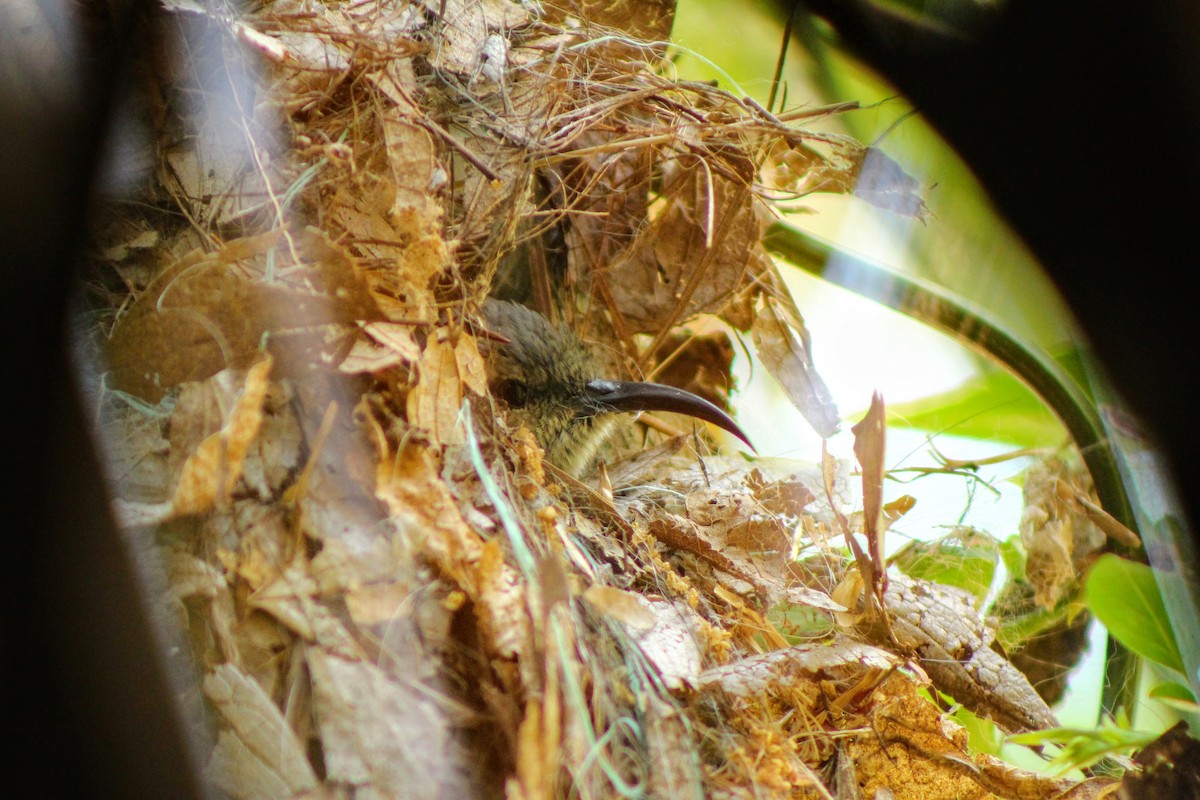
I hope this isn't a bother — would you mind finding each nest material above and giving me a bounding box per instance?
[82,1,1092,798]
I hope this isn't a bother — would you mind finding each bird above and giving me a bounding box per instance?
[479,299,754,476]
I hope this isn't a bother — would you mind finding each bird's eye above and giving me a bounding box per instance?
[496,379,531,408]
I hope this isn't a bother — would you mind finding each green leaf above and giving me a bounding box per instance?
[998,535,1027,582]
[766,602,835,645]
[950,704,1003,757]
[892,528,998,603]
[994,597,1086,654]
[1007,718,1159,773]
[886,369,1065,448]
[1148,682,1200,713]
[1086,554,1185,674]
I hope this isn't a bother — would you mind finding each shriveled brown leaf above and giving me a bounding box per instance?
[325,181,446,324]
[203,663,319,800]
[853,145,930,220]
[249,556,363,658]
[751,292,841,438]
[421,0,529,77]
[744,465,817,517]
[455,331,489,396]
[374,435,534,663]
[101,228,160,262]
[172,356,273,516]
[1020,456,1106,609]
[643,693,705,800]
[766,136,929,220]
[158,125,277,230]
[851,392,888,595]
[606,151,762,333]
[361,321,422,363]
[336,337,408,374]
[626,597,704,689]
[381,117,443,228]
[307,648,475,800]
[406,333,465,447]
[695,637,898,696]
[583,584,657,632]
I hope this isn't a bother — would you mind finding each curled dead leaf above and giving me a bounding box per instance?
[751,293,840,438]
[605,151,763,333]
[406,333,464,447]
[851,392,888,594]
[172,356,274,517]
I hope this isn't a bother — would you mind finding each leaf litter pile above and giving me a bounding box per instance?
[80,1,1128,798]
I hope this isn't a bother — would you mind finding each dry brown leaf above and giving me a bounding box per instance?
[455,332,489,396]
[422,0,529,77]
[219,511,289,592]
[1020,456,1106,609]
[309,536,402,594]
[165,547,228,603]
[745,466,816,518]
[606,151,761,333]
[642,692,705,800]
[583,584,657,632]
[513,697,554,800]
[694,636,899,697]
[101,403,173,506]
[1062,482,1141,549]
[406,333,464,447]
[374,439,468,560]
[750,292,840,438]
[766,136,929,220]
[336,338,407,374]
[634,601,704,690]
[645,514,762,594]
[238,382,303,501]
[343,581,417,628]
[101,228,159,262]
[325,181,446,323]
[851,392,888,595]
[249,557,363,658]
[374,435,534,663]
[172,356,273,516]
[362,321,422,362]
[379,116,443,232]
[832,568,867,627]
[685,489,790,555]
[159,128,276,230]
[203,664,318,800]
[307,648,474,800]
[853,145,931,220]
[475,538,534,661]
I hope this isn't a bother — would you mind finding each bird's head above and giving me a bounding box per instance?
[480,299,753,475]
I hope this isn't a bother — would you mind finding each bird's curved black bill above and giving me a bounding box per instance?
[581,379,756,452]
